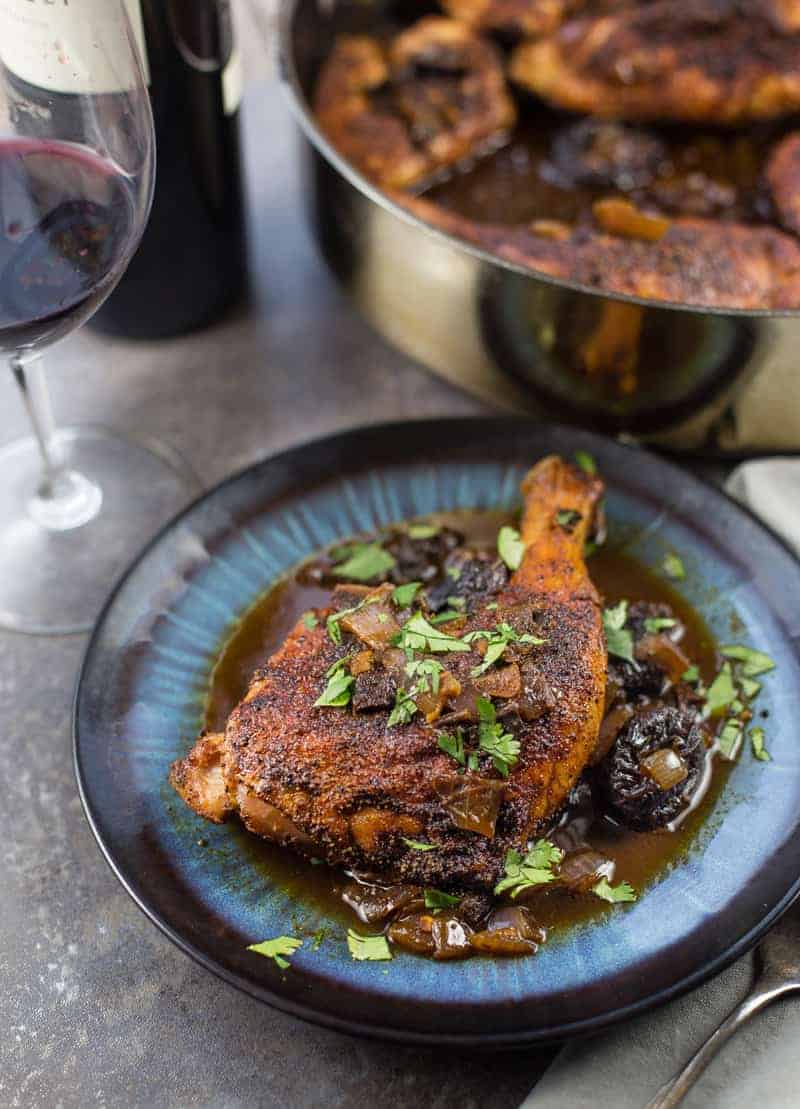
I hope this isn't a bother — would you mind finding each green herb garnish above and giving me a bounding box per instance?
[739,676,762,701]
[603,601,636,666]
[498,525,525,571]
[466,622,546,678]
[575,450,597,475]
[405,657,443,695]
[706,663,737,717]
[408,523,440,540]
[395,612,470,655]
[314,658,355,708]
[750,726,770,762]
[302,611,318,630]
[430,609,464,625]
[592,878,637,904]
[403,838,438,852]
[682,664,700,684]
[476,696,520,778]
[494,840,564,898]
[644,617,677,634]
[391,581,422,607]
[555,508,582,533]
[718,718,744,760]
[347,930,392,962]
[387,688,418,727]
[662,552,686,581]
[311,927,329,951]
[247,935,303,969]
[424,889,461,910]
[438,728,466,766]
[332,542,396,582]
[720,645,776,678]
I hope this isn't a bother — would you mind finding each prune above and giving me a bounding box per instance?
[550,119,667,191]
[385,527,463,584]
[426,549,509,612]
[609,601,684,699]
[600,706,706,831]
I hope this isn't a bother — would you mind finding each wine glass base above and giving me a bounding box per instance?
[0,426,200,635]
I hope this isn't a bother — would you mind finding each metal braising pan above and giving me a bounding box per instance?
[278,0,800,438]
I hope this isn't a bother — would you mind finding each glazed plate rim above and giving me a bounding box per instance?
[74,418,800,1046]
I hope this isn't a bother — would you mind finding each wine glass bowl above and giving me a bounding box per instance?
[0,0,197,634]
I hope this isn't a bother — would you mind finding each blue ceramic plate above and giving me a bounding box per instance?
[74,419,800,1046]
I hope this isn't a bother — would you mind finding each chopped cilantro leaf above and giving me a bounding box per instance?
[494,840,563,898]
[395,612,469,654]
[446,565,462,582]
[302,611,318,630]
[403,838,438,852]
[391,581,422,607]
[424,889,461,909]
[311,927,329,951]
[405,657,443,695]
[575,450,597,475]
[720,645,776,678]
[314,660,354,708]
[498,526,525,571]
[718,718,744,761]
[388,688,418,727]
[438,728,466,766]
[332,543,396,582]
[466,622,546,677]
[556,508,583,533]
[682,664,700,684]
[247,935,303,969]
[706,663,737,717]
[592,878,637,904]
[603,601,636,666]
[408,523,440,540]
[430,609,463,625]
[662,552,686,581]
[467,752,480,772]
[740,676,762,701]
[644,617,677,634]
[347,930,392,962]
[486,602,499,611]
[476,695,520,778]
[750,726,770,762]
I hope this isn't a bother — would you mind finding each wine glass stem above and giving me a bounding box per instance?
[10,354,103,531]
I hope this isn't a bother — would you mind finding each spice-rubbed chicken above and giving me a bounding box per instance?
[510,0,800,125]
[766,131,800,234]
[170,456,606,893]
[313,17,516,190]
[441,0,635,37]
[397,192,800,309]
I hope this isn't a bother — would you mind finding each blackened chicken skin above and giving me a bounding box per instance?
[766,131,800,234]
[169,457,606,893]
[398,193,800,309]
[510,0,800,125]
[313,17,516,190]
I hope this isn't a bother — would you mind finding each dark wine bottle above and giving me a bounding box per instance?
[0,0,247,340]
[93,0,247,338]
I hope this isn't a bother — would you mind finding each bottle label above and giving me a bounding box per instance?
[0,0,150,94]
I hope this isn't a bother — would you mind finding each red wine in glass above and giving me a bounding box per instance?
[0,138,135,353]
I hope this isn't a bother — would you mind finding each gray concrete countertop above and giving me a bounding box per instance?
[0,80,564,1108]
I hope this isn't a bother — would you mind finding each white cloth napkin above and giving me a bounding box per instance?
[522,458,800,1108]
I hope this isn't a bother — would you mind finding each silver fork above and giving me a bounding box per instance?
[645,898,800,1108]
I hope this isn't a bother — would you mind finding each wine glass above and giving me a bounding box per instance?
[0,0,197,634]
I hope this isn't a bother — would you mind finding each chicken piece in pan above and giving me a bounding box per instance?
[399,193,800,308]
[765,132,800,234]
[313,17,516,190]
[510,0,800,125]
[440,0,592,37]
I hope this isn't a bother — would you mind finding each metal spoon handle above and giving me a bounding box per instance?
[644,977,799,1109]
